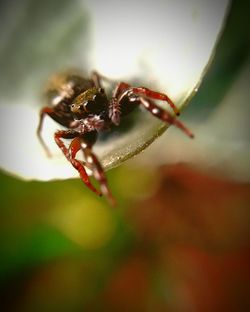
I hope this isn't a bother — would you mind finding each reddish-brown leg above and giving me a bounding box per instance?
[140,98,194,138]
[37,106,72,157]
[91,71,102,89]
[110,82,180,125]
[126,87,180,115]
[37,107,55,157]
[82,143,116,206]
[111,82,192,137]
[91,70,118,89]
[54,131,101,196]
[113,82,130,97]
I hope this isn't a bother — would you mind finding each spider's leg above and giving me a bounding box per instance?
[109,82,131,125]
[37,106,71,157]
[139,98,194,138]
[54,130,101,196]
[91,71,102,89]
[91,70,119,89]
[113,82,131,97]
[37,107,55,157]
[81,137,115,206]
[126,87,180,115]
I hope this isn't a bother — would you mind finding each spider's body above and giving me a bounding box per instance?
[37,71,193,205]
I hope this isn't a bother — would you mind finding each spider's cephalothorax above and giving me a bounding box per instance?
[37,71,194,205]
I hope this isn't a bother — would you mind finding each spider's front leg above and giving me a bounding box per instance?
[139,97,194,138]
[54,130,101,196]
[113,83,180,115]
[114,84,194,138]
[109,82,182,126]
[127,87,180,115]
[80,134,116,206]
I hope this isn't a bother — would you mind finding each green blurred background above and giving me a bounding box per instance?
[0,1,250,311]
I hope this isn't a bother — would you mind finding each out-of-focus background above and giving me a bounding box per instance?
[0,0,249,311]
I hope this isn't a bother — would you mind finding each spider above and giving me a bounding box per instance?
[37,70,194,205]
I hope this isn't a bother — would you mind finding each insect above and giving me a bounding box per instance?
[37,70,194,205]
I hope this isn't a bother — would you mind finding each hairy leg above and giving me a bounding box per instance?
[37,107,55,157]
[91,70,118,89]
[119,86,180,115]
[139,98,194,138]
[54,130,101,196]
[81,140,115,206]
[37,107,71,157]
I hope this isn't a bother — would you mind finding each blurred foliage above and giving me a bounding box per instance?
[0,0,250,311]
[0,162,249,311]
[0,0,90,100]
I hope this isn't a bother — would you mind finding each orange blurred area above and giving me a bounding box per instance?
[127,164,250,311]
[131,164,250,250]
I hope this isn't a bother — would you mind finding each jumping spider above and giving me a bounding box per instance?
[37,70,194,205]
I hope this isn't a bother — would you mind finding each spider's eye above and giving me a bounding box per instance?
[71,103,84,114]
[84,93,108,113]
[84,100,94,112]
